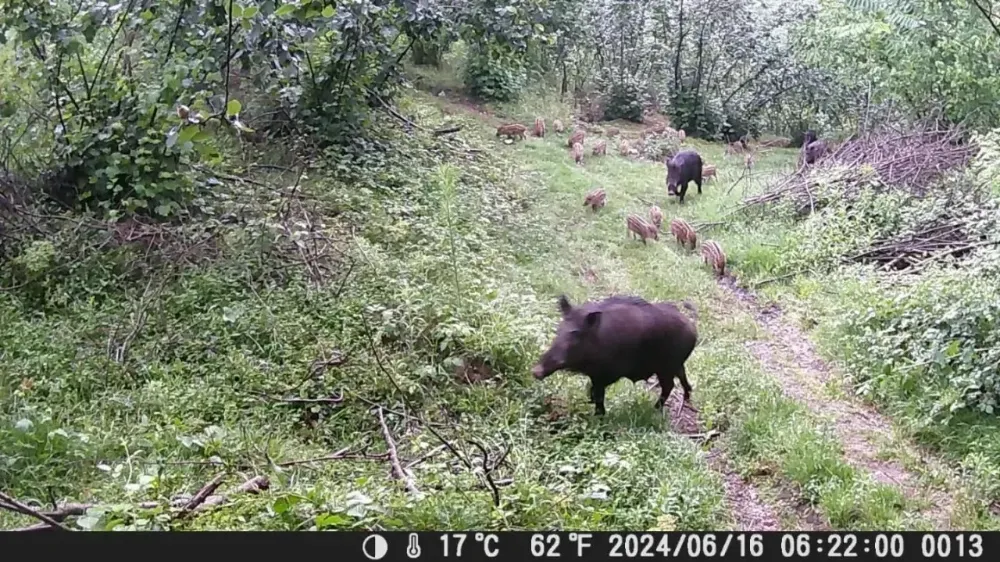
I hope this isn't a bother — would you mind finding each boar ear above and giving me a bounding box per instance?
[557,294,572,316]
[584,310,602,329]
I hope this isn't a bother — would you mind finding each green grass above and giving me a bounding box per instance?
[1,72,966,531]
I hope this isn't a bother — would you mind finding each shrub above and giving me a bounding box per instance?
[602,80,643,122]
[463,45,527,102]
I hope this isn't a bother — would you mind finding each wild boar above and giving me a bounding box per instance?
[534,117,546,137]
[619,139,631,157]
[670,218,697,250]
[701,240,726,276]
[606,127,620,138]
[592,140,607,156]
[531,294,698,416]
[568,129,585,148]
[677,129,686,142]
[572,142,584,164]
[702,164,717,180]
[584,188,606,211]
[665,150,704,204]
[649,205,663,229]
[496,123,527,140]
[554,119,565,133]
[725,141,746,155]
[627,214,659,244]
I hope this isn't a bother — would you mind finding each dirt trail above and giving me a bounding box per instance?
[717,276,955,529]
[661,391,786,531]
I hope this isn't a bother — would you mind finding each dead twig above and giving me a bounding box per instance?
[468,439,508,507]
[377,406,420,495]
[404,445,447,470]
[277,446,388,468]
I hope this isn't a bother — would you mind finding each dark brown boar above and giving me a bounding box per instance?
[568,129,585,148]
[534,117,546,137]
[665,150,704,204]
[531,295,697,416]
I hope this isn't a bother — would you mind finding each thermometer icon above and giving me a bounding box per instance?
[406,533,422,558]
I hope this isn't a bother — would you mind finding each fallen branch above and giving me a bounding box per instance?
[377,406,420,495]
[433,126,463,137]
[0,491,71,531]
[174,473,227,520]
[277,446,388,468]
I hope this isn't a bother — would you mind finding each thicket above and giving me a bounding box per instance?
[0,0,450,219]
[736,127,1000,425]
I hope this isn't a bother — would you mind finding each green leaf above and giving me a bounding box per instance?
[243,6,259,18]
[322,5,335,18]
[315,512,350,529]
[178,125,200,144]
[226,99,242,117]
[275,5,296,17]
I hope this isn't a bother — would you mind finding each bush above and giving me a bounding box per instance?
[602,81,643,122]
[464,46,527,102]
[831,261,1000,418]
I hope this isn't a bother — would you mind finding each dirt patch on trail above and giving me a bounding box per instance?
[717,276,955,529]
[652,383,783,531]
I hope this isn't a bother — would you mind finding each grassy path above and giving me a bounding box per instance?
[433,91,981,530]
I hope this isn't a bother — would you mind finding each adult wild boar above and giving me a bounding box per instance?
[666,150,704,204]
[531,294,697,416]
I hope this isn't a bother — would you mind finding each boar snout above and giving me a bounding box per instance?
[531,364,548,379]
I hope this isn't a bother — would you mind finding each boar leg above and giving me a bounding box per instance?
[677,182,688,204]
[695,177,703,195]
[675,365,697,415]
[591,383,608,416]
[654,372,675,411]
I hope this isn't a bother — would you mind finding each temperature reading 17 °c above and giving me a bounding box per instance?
[440,533,500,558]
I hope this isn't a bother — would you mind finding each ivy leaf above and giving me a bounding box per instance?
[275,5,296,17]
[322,5,336,18]
[225,99,242,117]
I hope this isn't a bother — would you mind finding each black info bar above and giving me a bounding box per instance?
[2,531,995,560]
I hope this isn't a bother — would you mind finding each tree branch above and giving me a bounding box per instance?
[0,491,71,531]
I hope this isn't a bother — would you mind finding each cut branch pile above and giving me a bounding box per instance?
[847,217,995,272]
[739,125,977,215]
